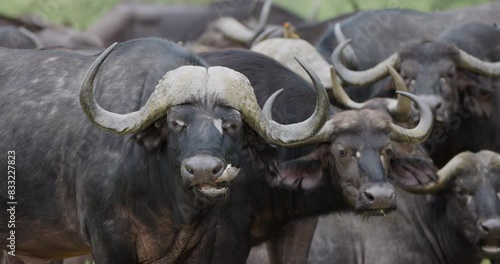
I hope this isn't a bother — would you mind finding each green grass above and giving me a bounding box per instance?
[0,0,497,29]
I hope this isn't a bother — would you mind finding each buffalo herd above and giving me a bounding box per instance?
[1,1,500,264]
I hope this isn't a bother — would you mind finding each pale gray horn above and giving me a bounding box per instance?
[333,23,359,69]
[332,39,399,86]
[456,47,500,77]
[386,66,411,121]
[389,91,433,143]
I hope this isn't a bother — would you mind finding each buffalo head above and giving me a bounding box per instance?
[267,66,434,215]
[405,150,500,258]
[332,24,500,126]
[79,43,330,206]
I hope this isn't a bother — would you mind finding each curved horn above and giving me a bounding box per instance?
[331,40,399,86]
[386,66,411,121]
[456,47,500,77]
[389,91,433,143]
[213,17,257,43]
[214,0,271,44]
[477,150,500,170]
[329,65,364,109]
[238,58,330,146]
[333,23,359,69]
[80,43,193,135]
[18,27,44,48]
[404,151,476,194]
[251,26,282,47]
[255,0,272,35]
[262,89,284,120]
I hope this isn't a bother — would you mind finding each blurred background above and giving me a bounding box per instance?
[0,0,496,30]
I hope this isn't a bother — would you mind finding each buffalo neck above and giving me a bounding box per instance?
[399,190,481,264]
[247,165,349,244]
[113,141,220,263]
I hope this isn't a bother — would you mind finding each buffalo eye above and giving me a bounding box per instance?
[222,122,241,135]
[338,149,349,158]
[169,120,186,132]
[383,145,394,157]
[455,187,467,197]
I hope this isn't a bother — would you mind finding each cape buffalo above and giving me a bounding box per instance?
[0,38,329,263]
[309,150,500,264]
[332,23,500,167]
[316,3,500,101]
[88,0,304,46]
[200,50,435,263]
[317,3,500,69]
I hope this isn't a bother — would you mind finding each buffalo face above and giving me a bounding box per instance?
[79,43,330,207]
[405,151,500,258]
[399,41,460,124]
[332,26,500,126]
[445,152,500,258]
[277,109,434,216]
[326,114,396,213]
[164,105,244,201]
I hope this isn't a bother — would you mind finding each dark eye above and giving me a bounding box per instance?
[223,123,239,131]
[456,188,467,197]
[169,120,185,131]
[222,122,241,135]
[384,146,394,156]
[338,149,349,158]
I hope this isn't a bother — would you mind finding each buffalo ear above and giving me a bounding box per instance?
[389,144,437,188]
[275,150,326,190]
[134,119,168,152]
[457,71,495,118]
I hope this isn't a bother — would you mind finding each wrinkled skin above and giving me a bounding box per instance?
[201,49,435,264]
[309,150,500,264]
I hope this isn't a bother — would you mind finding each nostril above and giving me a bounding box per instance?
[364,191,375,202]
[481,223,490,233]
[389,192,395,200]
[436,102,443,110]
[185,165,194,175]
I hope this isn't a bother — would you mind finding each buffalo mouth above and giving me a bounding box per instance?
[479,239,500,256]
[195,182,229,197]
[356,208,396,217]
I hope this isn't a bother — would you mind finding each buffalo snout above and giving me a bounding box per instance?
[479,218,500,236]
[356,183,397,214]
[181,154,225,184]
[478,218,500,257]
[181,154,238,198]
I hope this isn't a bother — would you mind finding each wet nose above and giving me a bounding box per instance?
[479,218,500,236]
[357,183,397,210]
[181,155,225,184]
